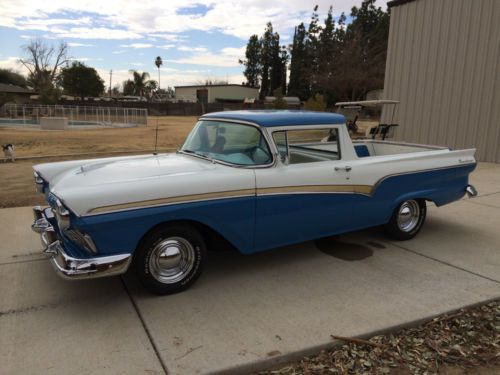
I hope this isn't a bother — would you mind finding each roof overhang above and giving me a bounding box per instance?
[387,0,418,8]
[335,100,400,108]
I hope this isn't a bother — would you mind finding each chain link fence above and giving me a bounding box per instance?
[0,104,148,128]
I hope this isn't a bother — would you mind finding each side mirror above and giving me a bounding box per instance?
[278,152,289,165]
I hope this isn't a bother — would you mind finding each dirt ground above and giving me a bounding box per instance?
[0,116,197,157]
[0,116,197,208]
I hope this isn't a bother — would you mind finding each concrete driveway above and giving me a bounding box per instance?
[1,163,499,374]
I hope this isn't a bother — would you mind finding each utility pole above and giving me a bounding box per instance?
[109,70,113,97]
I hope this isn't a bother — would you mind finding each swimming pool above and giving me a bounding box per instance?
[0,118,103,126]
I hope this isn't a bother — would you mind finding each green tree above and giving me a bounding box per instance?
[123,70,158,99]
[124,70,150,97]
[305,5,322,94]
[270,35,287,94]
[59,61,105,99]
[122,79,135,96]
[341,0,389,100]
[239,35,262,87]
[288,23,309,100]
[272,87,288,109]
[144,80,158,99]
[0,69,28,88]
[259,22,274,98]
[259,22,287,98]
[304,93,326,111]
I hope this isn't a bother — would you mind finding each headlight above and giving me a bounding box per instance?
[34,172,45,193]
[54,199,70,230]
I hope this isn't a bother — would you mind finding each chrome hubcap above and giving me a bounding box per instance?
[149,237,195,284]
[397,200,420,232]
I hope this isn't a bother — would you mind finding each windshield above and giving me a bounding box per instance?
[180,120,272,166]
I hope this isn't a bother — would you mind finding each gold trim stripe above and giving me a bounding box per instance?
[88,188,256,214]
[256,185,368,194]
[87,184,375,215]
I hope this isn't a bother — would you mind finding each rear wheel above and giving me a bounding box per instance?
[384,199,426,240]
[134,224,206,295]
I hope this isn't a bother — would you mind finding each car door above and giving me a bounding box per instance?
[253,125,357,252]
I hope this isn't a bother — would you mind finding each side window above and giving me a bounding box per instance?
[272,128,340,164]
[272,131,288,162]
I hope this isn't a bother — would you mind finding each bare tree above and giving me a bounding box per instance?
[19,39,69,89]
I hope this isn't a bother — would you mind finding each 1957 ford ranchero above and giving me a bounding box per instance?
[31,110,478,294]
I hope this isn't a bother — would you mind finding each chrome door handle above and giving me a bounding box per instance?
[335,166,352,172]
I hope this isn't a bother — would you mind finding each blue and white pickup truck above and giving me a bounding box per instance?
[32,110,478,294]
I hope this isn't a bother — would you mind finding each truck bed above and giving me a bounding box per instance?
[352,140,448,157]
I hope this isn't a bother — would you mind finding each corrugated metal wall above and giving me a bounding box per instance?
[382,0,500,162]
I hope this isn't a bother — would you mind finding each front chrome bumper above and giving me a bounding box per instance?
[466,184,478,198]
[32,206,132,280]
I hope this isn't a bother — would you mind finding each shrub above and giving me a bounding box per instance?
[304,93,326,112]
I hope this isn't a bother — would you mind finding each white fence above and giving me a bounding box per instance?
[0,104,148,127]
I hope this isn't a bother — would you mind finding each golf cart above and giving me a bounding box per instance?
[335,100,400,139]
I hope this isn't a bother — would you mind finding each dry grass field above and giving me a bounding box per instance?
[0,116,197,157]
[0,116,197,207]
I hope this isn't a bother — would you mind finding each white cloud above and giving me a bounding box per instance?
[167,45,245,68]
[112,50,126,54]
[120,43,153,49]
[178,46,208,53]
[55,27,142,40]
[159,44,176,50]
[95,67,244,89]
[148,33,185,42]
[0,0,390,41]
[11,17,92,31]
[68,42,94,47]
[0,57,24,72]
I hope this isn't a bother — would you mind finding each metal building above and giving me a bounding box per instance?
[382,0,500,162]
[174,84,259,104]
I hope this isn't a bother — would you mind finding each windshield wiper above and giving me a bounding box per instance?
[179,149,216,163]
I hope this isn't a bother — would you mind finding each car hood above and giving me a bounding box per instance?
[34,153,256,216]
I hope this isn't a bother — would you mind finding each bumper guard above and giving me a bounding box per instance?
[31,206,131,279]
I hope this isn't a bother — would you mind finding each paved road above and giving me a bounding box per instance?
[1,162,499,374]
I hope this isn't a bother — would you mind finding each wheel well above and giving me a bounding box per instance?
[137,220,239,253]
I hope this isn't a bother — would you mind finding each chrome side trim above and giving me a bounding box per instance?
[48,241,132,280]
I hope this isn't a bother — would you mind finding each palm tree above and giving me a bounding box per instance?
[129,70,149,97]
[155,56,163,90]
[144,80,158,100]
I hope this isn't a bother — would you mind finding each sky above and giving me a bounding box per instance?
[0,0,389,90]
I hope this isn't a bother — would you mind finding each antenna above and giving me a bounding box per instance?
[153,116,159,155]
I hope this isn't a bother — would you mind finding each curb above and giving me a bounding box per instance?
[210,296,500,375]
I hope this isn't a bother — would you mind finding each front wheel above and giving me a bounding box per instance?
[133,224,206,295]
[384,199,426,241]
